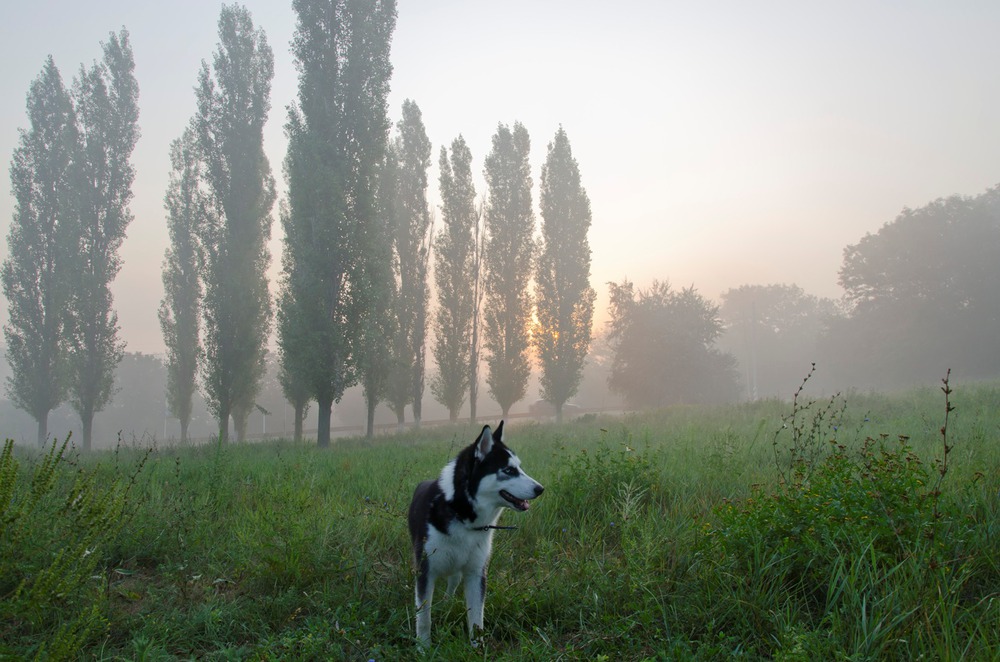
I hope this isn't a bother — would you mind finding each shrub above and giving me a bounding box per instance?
[0,436,146,660]
[698,372,981,658]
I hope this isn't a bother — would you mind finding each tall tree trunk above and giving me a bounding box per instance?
[317,397,332,448]
[217,405,230,444]
[36,416,48,448]
[180,418,189,445]
[81,409,94,451]
[555,402,563,425]
[412,350,423,429]
[234,413,248,443]
[293,402,305,442]
[366,395,376,439]
[449,408,457,423]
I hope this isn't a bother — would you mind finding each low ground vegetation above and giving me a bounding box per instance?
[2,379,998,660]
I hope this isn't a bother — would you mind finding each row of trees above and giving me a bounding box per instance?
[606,183,1000,407]
[160,5,276,445]
[12,6,993,444]
[156,1,597,445]
[4,2,597,448]
[2,31,139,449]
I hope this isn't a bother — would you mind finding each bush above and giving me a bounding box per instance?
[711,434,942,603]
[0,436,147,660]
[698,372,987,658]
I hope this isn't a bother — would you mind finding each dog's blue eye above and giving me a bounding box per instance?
[503,467,519,477]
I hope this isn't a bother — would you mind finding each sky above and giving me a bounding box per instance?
[1,1,999,355]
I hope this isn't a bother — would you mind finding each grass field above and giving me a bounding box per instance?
[2,378,999,660]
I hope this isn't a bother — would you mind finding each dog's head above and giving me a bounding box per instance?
[469,421,544,511]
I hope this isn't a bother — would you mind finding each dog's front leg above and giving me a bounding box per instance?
[445,573,461,597]
[463,570,486,644]
[415,568,436,649]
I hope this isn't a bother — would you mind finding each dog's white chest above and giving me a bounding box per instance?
[424,524,494,576]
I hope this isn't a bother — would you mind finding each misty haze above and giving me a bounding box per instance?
[1,1,998,659]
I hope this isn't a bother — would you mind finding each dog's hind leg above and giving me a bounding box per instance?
[463,569,487,644]
[415,568,435,649]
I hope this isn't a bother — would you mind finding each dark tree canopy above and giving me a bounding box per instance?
[822,185,1000,387]
[431,135,478,421]
[482,121,534,418]
[607,279,738,409]
[280,0,397,446]
[194,4,276,443]
[534,127,595,422]
[2,57,78,446]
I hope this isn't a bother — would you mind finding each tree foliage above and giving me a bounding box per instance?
[431,136,479,421]
[822,185,1000,387]
[482,122,534,418]
[534,127,595,422]
[66,29,140,451]
[382,100,432,426]
[355,147,398,438]
[607,279,738,409]
[279,0,397,446]
[718,284,839,399]
[2,58,78,446]
[159,128,204,444]
[194,5,276,443]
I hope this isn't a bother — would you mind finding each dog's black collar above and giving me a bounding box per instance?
[472,524,518,531]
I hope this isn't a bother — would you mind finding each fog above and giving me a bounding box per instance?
[2,2,999,443]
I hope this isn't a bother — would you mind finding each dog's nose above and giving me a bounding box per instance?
[534,484,544,497]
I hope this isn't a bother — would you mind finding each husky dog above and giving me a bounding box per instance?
[408,421,544,648]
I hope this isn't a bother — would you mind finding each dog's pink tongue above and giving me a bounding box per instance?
[521,499,530,510]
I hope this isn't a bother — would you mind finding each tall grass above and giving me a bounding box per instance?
[1,380,998,660]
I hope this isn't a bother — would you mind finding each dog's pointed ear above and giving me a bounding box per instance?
[494,420,505,444]
[475,425,493,460]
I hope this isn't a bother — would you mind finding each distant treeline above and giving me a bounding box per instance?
[6,2,999,449]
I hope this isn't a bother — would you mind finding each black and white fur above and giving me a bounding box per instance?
[407,421,544,648]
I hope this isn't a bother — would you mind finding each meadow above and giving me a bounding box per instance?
[2,376,998,660]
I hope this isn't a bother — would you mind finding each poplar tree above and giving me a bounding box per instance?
[194,4,275,443]
[379,141,410,427]
[63,30,140,451]
[2,57,78,446]
[280,0,397,447]
[386,99,432,426]
[482,122,534,418]
[276,203,312,443]
[159,127,204,444]
[431,136,477,421]
[469,201,485,423]
[356,150,397,439]
[534,127,595,422]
